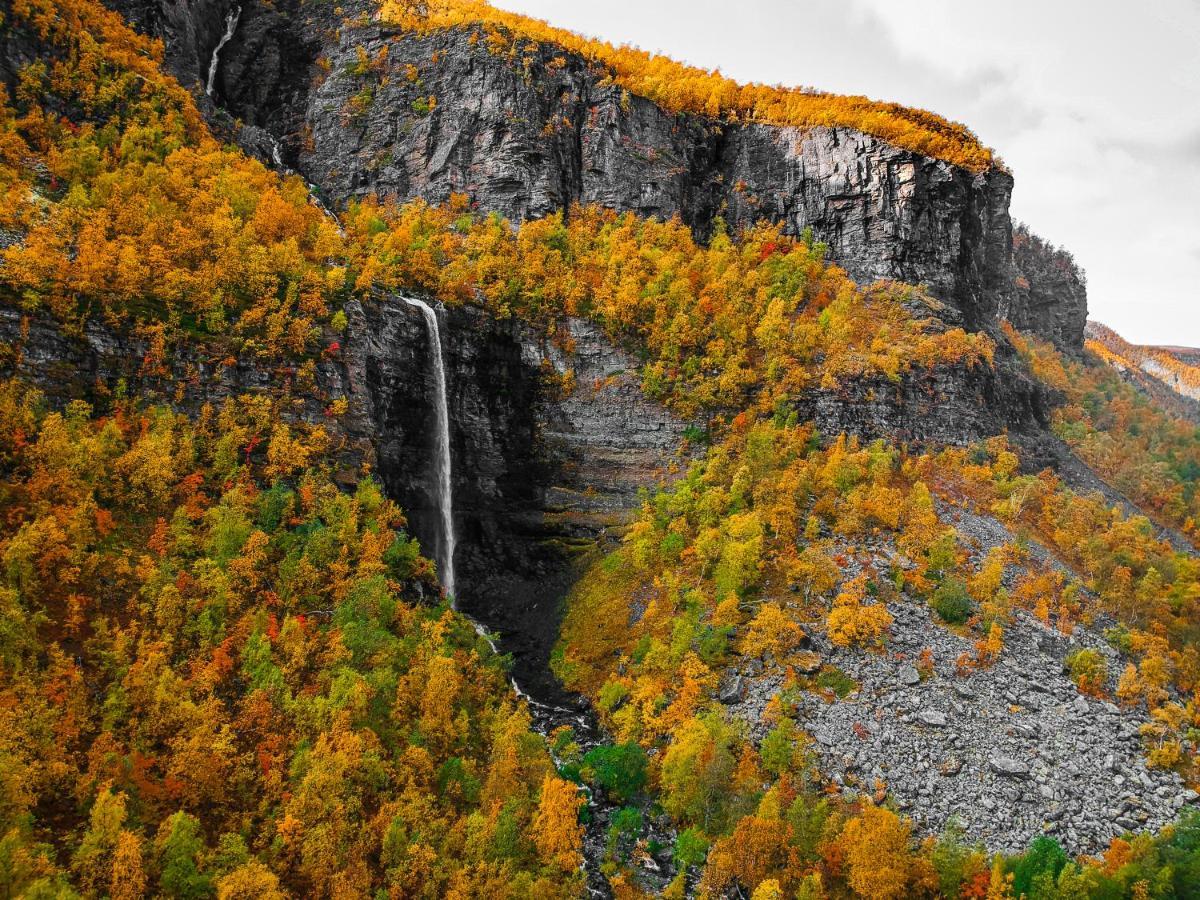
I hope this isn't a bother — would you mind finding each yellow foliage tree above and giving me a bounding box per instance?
[531,776,584,873]
[826,577,893,649]
[216,860,288,900]
[742,604,805,660]
[839,803,914,900]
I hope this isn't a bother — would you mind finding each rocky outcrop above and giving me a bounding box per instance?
[94,0,1087,347]
[335,298,685,697]
[1005,223,1089,352]
[790,294,1055,451]
[103,0,237,95]
[302,20,1017,333]
[792,355,1050,450]
[101,0,321,145]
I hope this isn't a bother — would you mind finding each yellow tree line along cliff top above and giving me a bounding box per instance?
[375,0,997,173]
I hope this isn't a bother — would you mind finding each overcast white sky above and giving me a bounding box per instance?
[493,0,1200,346]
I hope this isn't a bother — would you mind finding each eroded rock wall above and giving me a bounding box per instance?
[96,0,1086,349]
[1006,223,1089,354]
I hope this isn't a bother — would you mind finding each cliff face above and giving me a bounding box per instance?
[1006,224,1090,354]
[99,0,230,91]
[304,22,1018,334]
[8,0,1091,678]
[0,299,684,697]
[95,0,1085,350]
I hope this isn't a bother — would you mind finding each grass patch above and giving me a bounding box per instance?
[813,665,858,699]
[553,549,644,696]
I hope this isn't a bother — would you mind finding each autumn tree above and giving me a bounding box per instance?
[531,776,584,872]
[839,803,915,900]
[827,576,893,648]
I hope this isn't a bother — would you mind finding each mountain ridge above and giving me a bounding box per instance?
[98,0,1088,352]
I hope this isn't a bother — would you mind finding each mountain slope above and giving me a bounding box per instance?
[3,0,1200,898]
[1086,321,1200,419]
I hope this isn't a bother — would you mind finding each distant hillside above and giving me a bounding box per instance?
[1086,321,1200,419]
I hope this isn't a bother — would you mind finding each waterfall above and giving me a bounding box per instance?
[404,297,457,599]
[205,6,242,98]
[306,183,346,236]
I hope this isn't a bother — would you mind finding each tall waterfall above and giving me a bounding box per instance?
[404,297,457,599]
[205,6,242,97]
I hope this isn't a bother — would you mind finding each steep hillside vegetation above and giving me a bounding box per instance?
[2,0,1200,898]
[1087,322,1200,414]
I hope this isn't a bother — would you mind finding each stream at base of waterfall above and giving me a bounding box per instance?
[403,296,658,895]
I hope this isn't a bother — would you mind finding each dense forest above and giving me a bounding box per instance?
[2,0,1200,897]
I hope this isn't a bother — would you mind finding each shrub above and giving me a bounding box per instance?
[827,577,893,648]
[1065,648,1108,697]
[1009,836,1068,898]
[931,577,972,624]
[673,827,709,869]
[582,743,648,803]
[742,604,806,660]
[606,806,643,860]
[814,666,858,698]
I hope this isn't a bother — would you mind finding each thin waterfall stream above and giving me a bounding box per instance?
[402,297,457,598]
[205,6,242,97]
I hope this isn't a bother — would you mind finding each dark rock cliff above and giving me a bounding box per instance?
[789,295,1055,462]
[302,21,1019,336]
[99,0,235,95]
[0,299,683,696]
[96,0,1085,351]
[1005,223,1089,354]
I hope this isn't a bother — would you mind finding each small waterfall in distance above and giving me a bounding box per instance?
[404,297,457,600]
[206,6,242,97]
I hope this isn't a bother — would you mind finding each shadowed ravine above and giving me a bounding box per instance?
[404,296,616,894]
[401,296,589,724]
